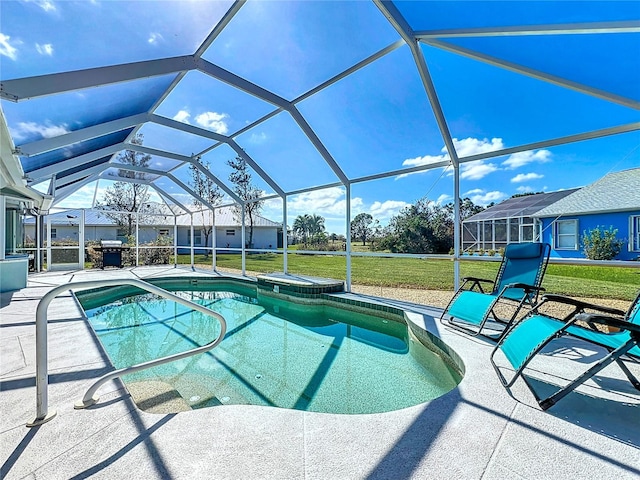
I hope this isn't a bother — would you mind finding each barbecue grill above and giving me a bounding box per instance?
[96,240,129,269]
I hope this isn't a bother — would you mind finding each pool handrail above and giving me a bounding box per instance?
[27,278,227,427]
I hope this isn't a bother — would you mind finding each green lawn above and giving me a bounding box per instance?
[174,252,640,301]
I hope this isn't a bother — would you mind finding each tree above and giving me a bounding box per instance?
[351,213,373,245]
[293,214,311,244]
[582,226,625,260]
[189,157,223,258]
[96,134,156,237]
[227,155,264,248]
[378,197,453,254]
[307,214,325,237]
[292,214,326,245]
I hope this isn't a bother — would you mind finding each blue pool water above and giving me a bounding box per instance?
[78,282,462,414]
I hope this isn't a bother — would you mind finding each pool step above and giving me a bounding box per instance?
[126,380,192,413]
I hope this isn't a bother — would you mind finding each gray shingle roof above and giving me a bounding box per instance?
[24,206,282,228]
[464,189,579,222]
[534,167,640,217]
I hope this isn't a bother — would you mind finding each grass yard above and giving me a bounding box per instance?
[175,252,640,301]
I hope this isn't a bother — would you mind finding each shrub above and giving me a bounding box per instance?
[582,226,625,260]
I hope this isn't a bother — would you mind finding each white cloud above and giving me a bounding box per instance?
[464,188,484,196]
[35,43,53,56]
[467,190,506,206]
[460,161,499,180]
[516,185,534,193]
[503,149,551,169]
[398,137,505,180]
[195,111,229,135]
[0,33,18,60]
[454,137,504,157]
[402,153,447,168]
[173,109,191,124]
[511,172,543,183]
[249,132,267,144]
[148,32,163,45]
[287,187,352,216]
[10,121,69,141]
[369,200,409,221]
[435,194,452,205]
[24,0,56,12]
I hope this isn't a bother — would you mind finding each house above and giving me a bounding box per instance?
[462,189,578,252]
[23,206,284,252]
[462,167,640,260]
[533,168,640,261]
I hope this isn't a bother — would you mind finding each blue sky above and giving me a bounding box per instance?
[1,0,639,235]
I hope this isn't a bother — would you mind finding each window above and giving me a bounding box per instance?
[226,229,235,236]
[50,228,57,240]
[555,219,578,250]
[631,215,640,252]
[116,228,127,242]
[194,230,202,246]
[158,228,170,236]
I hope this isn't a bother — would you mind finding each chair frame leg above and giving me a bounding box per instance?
[538,340,637,410]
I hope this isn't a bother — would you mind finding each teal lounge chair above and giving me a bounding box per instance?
[440,242,550,338]
[491,292,640,410]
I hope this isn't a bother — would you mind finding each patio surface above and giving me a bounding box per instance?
[1,267,639,479]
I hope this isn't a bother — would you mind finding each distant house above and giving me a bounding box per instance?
[24,206,284,251]
[533,168,640,261]
[462,167,640,260]
[462,189,578,252]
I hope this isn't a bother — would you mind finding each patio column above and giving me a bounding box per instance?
[212,208,216,271]
[453,165,461,290]
[0,196,5,260]
[36,214,42,271]
[345,183,352,292]
[190,213,194,268]
[241,203,246,275]
[135,211,139,267]
[79,209,85,270]
[283,195,288,273]
[46,214,51,271]
[173,215,178,267]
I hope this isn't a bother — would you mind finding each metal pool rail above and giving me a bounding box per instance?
[27,278,227,427]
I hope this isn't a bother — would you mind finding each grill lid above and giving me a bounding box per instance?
[100,240,123,248]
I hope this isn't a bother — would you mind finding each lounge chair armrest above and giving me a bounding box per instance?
[540,294,626,316]
[504,283,545,294]
[462,277,494,284]
[460,276,494,294]
[574,313,640,334]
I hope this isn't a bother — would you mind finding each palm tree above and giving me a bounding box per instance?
[293,214,310,244]
[307,214,325,237]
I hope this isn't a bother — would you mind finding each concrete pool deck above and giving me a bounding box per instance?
[1,267,639,479]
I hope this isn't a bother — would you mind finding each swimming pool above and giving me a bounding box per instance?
[77,278,463,414]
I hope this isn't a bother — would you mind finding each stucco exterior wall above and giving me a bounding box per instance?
[539,210,640,260]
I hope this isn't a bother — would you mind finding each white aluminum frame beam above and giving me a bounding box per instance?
[196,59,349,188]
[458,122,640,165]
[195,0,247,58]
[15,113,148,157]
[423,38,640,110]
[98,163,218,212]
[26,144,123,182]
[0,56,197,101]
[373,1,460,169]
[374,0,462,288]
[52,176,99,206]
[415,20,640,39]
